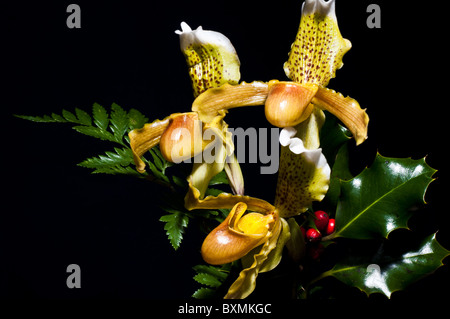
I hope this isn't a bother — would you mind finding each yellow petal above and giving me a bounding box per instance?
[312,87,369,145]
[239,218,290,275]
[188,143,228,199]
[224,216,282,299]
[201,112,233,156]
[237,213,274,236]
[201,203,276,265]
[184,181,275,213]
[283,0,351,86]
[192,81,269,123]
[275,109,330,217]
[258,218,291,273]
[184,115,234,198]
[224,153,245,195]
[128,116,171,173]
[175,22,241,97]
[264,80,317,127]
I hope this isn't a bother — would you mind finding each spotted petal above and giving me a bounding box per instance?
[176,22,241,97]
[274,109,331,217]
[283,0,352,86]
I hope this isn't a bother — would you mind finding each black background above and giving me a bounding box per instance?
[2,0,449,306]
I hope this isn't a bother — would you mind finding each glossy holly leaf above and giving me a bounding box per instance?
[319,113,353,212]
[322,143,353,212]
[320,233,449,298]
[320,112,352,168]
[334,154,436,239]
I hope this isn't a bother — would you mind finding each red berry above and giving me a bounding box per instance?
[306,228,322,242]
[314,211,329,232]
[326,218,336,235]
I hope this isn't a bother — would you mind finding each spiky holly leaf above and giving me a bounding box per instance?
[320,233,449,298]
[334,154,436,239]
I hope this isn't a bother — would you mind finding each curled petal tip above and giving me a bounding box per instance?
[302,0,336,19]
[312,87,369,145]
[279,126,297,147]
[176,22,240,96]
[175,21,192,34]
[279,126,329,170]
[129,116,171,173]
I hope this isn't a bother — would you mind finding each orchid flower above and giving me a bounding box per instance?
[189,0,368,217]
[128,0,369,299]
[129,22,245,200]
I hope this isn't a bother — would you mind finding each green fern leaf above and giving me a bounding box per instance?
[193,273,222,288]
[72,125,116,143]
[89,165,144,177]
[192,265,229,281]
[128,108,148,131]
[75,108,92,126]
[78,147,134,169]
[92,103,109,131]
[159,212,189,250]
[192,264,230,299]
[15,113,68,123]
[62,109,78,123]
[192,288,215,299]
[110,103,129,144]
[18,103,133,146]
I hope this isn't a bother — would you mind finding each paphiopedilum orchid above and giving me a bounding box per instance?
[128,0,369,299]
